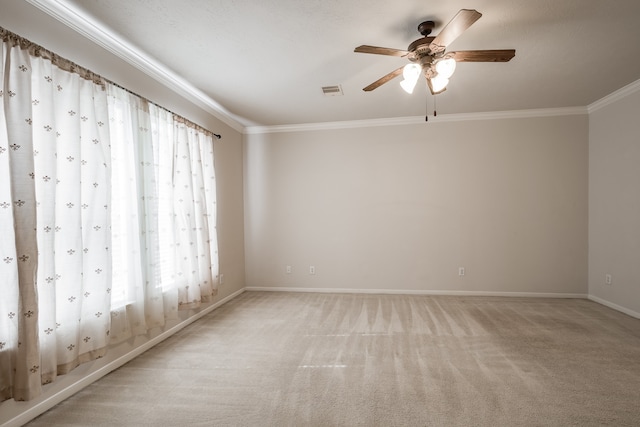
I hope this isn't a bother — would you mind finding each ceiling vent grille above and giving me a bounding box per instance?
[322,85,343,96]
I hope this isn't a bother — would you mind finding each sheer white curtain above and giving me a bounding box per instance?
[0,30,111,401]
[107,86,176,343]
[1,27,220,402]
[107,85,219,343]
[172,119,219,309]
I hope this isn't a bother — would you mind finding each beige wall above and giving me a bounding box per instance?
[589,89,640,315]
[244,115,589,295]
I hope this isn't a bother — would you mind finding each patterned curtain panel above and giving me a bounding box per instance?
[173,120,219,309]
[0,31,111,401]
[107,85,176,343]
[0,27,219,402]
[107,85,219,342]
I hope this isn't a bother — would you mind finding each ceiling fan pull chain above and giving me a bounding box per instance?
[434,95,437,117]
[425,93,429,121]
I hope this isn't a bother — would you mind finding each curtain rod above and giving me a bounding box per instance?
[0,25,222,140]
[107,81,221,139]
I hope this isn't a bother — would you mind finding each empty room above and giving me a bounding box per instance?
[1,0,639,426]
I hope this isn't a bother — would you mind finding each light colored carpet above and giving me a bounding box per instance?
[27,292,640,426]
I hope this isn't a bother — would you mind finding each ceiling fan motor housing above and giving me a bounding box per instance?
[407,37,438,76]
[417,21,435,36]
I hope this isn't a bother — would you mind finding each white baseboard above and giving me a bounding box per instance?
[245,286,587,299]
[587,295,640,319]
[2,287,246,427]
[247,286,640,319]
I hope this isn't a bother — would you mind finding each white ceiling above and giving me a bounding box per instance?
[34,0,640,128]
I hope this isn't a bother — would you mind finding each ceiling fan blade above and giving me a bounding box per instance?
[363,66,405,91]
[355,45,409,57]
[449,49,516,62]
[429,9,482,53]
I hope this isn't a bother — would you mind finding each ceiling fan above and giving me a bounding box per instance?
[355,9,515,95]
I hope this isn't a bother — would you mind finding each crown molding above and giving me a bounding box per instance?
[25,0,246,132]
[29,0,635,135]
[243,106,588,135]
[588,78,640,113]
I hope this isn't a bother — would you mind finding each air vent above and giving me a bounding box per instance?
[322,85,343,96]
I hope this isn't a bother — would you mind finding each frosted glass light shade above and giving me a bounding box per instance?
[400,63,421,94]
[430,74,449,93]
[402,63,422,80]
[400,78,419,94]
[435,58,457,78]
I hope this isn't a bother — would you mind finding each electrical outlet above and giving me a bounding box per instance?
[286,265,292,274]
[458,267,465,277]
[219,274,224,285]
[605,274,612,285]
[309,265,315,275]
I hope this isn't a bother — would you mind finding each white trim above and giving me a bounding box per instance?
[243,107,588,135]
[245,286,586,299]
[246,287,639,318]
[588,78,640,113]
[24,0,247,132]
[587,295,640,319]
[2,288,246,427]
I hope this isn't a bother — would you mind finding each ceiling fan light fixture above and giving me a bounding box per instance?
[429,74,449,94]
[400,63,422,94]
[402,63,422,80]
[400,78,419,94]
[434,57,456,79]
[355,9,515,94]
